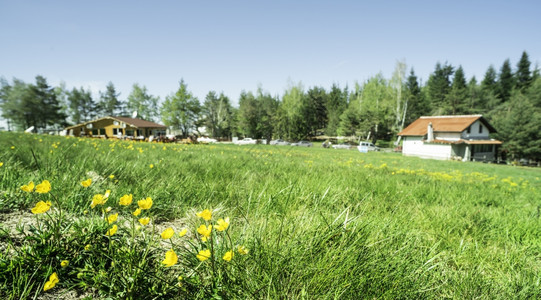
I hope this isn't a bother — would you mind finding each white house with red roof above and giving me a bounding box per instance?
[397,115,502,161]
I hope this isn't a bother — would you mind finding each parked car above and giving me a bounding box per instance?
[270,139,290,146]
[357,142,379,152]
[198,136,218,143]
[332,141,356,149]
[291,141,313,147]
[235,138,257,145]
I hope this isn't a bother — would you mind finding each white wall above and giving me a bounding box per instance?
[434,132,461,141]
[402,137,452,160]
[461,120,490,140]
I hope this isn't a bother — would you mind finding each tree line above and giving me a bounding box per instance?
[1,51,540,160]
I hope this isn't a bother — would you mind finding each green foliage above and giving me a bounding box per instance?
[497,59,514,103]
[127,83,159,122]
[161,80,200,137]
[68,86,96,124]
[202,91,234,139]
[98,82,121,116]
[516,51,532,90]
[427,62,454,114]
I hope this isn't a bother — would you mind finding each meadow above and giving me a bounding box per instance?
[0,132,540,299]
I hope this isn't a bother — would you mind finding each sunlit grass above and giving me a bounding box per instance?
[0,132,540,298]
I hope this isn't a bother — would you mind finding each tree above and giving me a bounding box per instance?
[305,86,328,133]
[202,91,233,138]
[390,60,407,132]
[161,80,200,138]
[237,91,259,138]
[127,83,159,121]
[31,75,67,129]
[516,51,532,91]
[480,65,500,110]
[68,87,96,124]
[98,82,121,116]
[427,62,454,114]
[255,88,278,142]
[497,59,514,103]
[466,76,482,114]
[404,68,428,125]
[446,65,467,114]
[325,84,348,135]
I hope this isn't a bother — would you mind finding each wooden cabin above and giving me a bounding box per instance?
[65,116,167,140]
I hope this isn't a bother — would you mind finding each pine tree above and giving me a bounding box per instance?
[497,59,514,103]
[446,66,467,114]
[404,68,427,125]
[427,62,454,114]
[99,82,121,116]
[516,51,532,90]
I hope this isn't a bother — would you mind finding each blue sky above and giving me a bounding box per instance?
[1,0,540,108]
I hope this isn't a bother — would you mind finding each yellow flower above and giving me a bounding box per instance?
[133,208,142,216]
[162,249,178,267]
[105,206,112,213]
[223,250,234,262]
[80,178,92,187]
[104,190,111,198]
[35,180,51,194]
[43,272,59,291]
[138,197,153,210]
[161,227,175,239]
[149,164,154,169]
[201,236,208,242]
[107,213,118,224]
[178,228,188,237]
[215,217,230,232]
[197,249,211,261]
[138,217,150,226]
[61,260,69,267]
[31,201,52,214]
[109,174,115,179]
[119,194,133,206]
[21,181,35,192]
[90,194,107,208]
[106,224,118,236]
[197,224,212,238]
[196,209,212,221]
[84,244,91,251]
[10,146,15,149]
[0,162,3,167]
[237,245,249,255]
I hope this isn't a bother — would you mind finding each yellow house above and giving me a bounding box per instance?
[66,116,167,139]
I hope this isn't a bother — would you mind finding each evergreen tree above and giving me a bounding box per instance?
[31,75,67,129]
[497,59,514,103]
[256,88,278,142]
[202,91,233,138]
[161,80,200,137]
[305,86,327,134]
[99,82,121,116]
[427,62,454,114]
[237,91,259,138]
[516,51,532,90]
[325,84,347,135]
[127,83,159,121]
[404,69,427,125]
[446,65,467,114]
[466,76,481,114]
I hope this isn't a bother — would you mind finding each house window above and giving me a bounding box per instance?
[466,126,471,134]
[99,128,106,135]
[479,124,483,134]
[113,128,118,135]
[92,129,98,135]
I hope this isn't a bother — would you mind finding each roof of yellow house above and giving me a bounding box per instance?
[65,116,166,130]
[398,115,496,136]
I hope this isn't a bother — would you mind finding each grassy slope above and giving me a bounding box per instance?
[1,132,540,298]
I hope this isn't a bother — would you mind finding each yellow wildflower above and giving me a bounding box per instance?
[162,249,178,267]
[196,209,212,221]
[0,162,3,167]
[10,146,14,149]
[178,228,188,237]
[31,201,52,214]
[161,227,175,239]
[43,272,59,291]
[105,206,112,213]
[138,217,150,226]
[104,190,111,198]
[223,250,234,262]
[237,245,249,255]
[84,244,91,251]
[197,249,211,261]
[149,164,154,169]
[106,224,118,236]
[215,217,230,232]
[197,224,212,238]
[107,213,118,224]
[21,181,35,192]
[90,194,107,208]
[138,197,153,210]
[119,194,133,206]
[133,208,142,216]
[35,180,51,194]
[61,260,69,267]
[80,178,92,187]
[109,174,115,179]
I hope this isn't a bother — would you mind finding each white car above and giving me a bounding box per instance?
[235,138,257,145]
[357,142,379,152]
[198,137,217,143]
[270,139,290,146]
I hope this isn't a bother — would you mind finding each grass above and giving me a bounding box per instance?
[0,131,540,299]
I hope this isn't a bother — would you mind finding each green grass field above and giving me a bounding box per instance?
[1,132,540,299]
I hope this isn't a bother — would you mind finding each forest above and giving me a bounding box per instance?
[1,51,540,161]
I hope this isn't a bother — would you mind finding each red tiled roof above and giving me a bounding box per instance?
[398,115,496,136]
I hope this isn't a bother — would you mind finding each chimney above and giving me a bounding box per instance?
[427,122,434,142]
